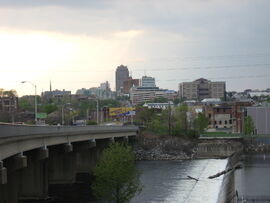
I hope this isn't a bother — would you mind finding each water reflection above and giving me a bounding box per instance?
[132,159,227,203]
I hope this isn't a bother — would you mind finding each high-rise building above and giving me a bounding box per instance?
[141,76,156,87]
[179,78,226,101]
[100,81,110,91]
[76,81,115,100]
[115,65,129,93]
[123,77,140,94]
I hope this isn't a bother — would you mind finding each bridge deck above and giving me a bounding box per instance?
[0,124,138,160]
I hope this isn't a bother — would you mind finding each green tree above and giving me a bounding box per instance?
[135,107,156,127]
[175,104,188,134]
[92,142,141,203]
[41,104,58,114]
[194,112,209,134]
[153,96,168,103]
[244,115,255,135]
[18,96,34,111]
[173,98,180,105]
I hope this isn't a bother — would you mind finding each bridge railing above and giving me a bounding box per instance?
[0,123,139,138]
[200,133,270,138]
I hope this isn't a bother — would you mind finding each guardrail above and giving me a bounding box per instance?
[200,133,270,138]
[0,123,139,138]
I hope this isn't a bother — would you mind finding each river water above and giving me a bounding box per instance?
[131,159,228,203]
[235,153,270,202]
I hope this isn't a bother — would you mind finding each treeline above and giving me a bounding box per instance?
[135,104,208,138]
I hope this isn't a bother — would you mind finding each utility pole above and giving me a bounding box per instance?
[96,99,99,124]
[168,101,172,136]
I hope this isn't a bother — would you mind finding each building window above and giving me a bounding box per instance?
[219,120,222,125]
[229,120,232,124]
[225,120,227,124]
[214,121,217,124]
[208,114,211,118]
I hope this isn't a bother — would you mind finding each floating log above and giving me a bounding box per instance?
[187,176,199,181]
[208,164,242,179]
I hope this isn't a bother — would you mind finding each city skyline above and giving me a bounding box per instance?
[0,0,270,95]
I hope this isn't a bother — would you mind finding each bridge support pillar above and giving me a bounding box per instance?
[64,143,73,153]
[0,162,7,185]
[34,147,49,161]
[124,136,129,144]
[18,151,48,201]
[0,161,7,203]
[109,137,115,143]
[6,154,27,173]
[1,154,27,203]
[48,146,77,184]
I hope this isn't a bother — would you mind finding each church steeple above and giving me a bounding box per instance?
[50,80,52,92]
[49,80,53,103]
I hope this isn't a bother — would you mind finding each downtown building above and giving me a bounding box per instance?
[115,65,129,94]
[130,75,177,105]
[123,77,140,94]
[140,76,156,87]
[179,78,226,101]
[76,81,115,100]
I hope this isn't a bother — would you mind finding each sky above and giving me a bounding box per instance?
[0,0,270,96]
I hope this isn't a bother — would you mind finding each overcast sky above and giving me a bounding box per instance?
[0,0,270,96]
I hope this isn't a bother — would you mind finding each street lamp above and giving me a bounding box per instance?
[21,81,37,124]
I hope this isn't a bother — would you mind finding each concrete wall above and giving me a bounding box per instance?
[217,151,242,203]
[196,139,243,158]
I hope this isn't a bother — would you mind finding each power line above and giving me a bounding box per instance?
[157,74,270,82]
[1,63,270,73]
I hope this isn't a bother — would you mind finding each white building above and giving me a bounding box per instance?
[141,76,156,87]
[130,87,168,105]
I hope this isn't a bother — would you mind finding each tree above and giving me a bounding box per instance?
[244,115,255,135]
[135,107,156,127]
[92,142,141,203]
[41,104,58,114]
[194,112,209,134]
[175,104,188,134]
[153,96,168,103]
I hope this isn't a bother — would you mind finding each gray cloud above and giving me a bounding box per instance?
[0,0,269,91]
[0,0,113,8]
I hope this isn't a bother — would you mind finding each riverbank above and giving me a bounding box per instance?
[133,133,197,160]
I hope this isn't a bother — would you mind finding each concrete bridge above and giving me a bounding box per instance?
[0,124,138,203]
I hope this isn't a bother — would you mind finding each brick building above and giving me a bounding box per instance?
[179,78,226,101]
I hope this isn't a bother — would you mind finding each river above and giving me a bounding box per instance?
[131,159,228,203]
[235,153,270,202]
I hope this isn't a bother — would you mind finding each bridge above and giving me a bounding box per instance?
[0,124,138,203]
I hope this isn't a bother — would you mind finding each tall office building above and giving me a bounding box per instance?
[115,65,129,93]
[123,77,140,94]
[179,78,226,101]
[141,76,156,87]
